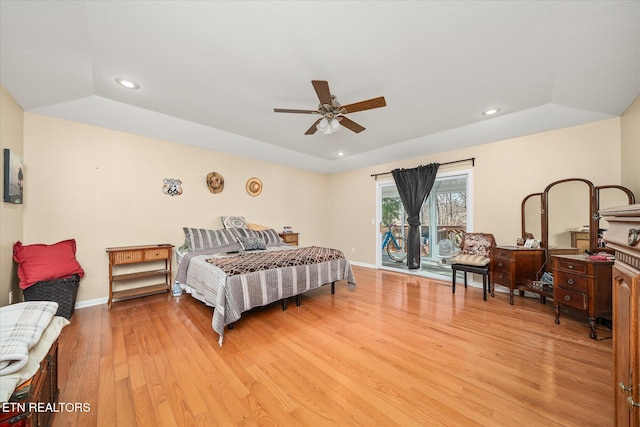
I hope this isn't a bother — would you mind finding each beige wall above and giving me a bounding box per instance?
[621,96,640,198]
[328,118,625,265]
[9,98,635,306]
[22,113,330,304]
[0,85,24,306]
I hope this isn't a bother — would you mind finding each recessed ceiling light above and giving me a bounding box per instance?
[336,151,346,157]
[115,78,140,90]
[482,108,501,116]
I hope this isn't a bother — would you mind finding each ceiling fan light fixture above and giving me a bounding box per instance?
[316,117,329,131]
[330,118,341,132]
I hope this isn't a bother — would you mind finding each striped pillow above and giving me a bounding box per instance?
[228,227,258,239]
[255,229,284,246]
[182,227,239,251]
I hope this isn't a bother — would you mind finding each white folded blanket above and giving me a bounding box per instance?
[0,301,58,376]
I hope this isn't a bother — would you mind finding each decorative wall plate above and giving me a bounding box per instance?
[246,177,262,196]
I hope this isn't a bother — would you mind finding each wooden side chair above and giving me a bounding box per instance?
[450,232,496,301]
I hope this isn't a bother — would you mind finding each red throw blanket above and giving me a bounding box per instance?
[207,246,345,276]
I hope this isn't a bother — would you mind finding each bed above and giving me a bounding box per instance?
[175,225,356,345]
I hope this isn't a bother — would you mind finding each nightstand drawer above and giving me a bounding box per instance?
[555,287,587,311]
[555,271,588,293]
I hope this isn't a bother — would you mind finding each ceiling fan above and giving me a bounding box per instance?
[274,80,386,135]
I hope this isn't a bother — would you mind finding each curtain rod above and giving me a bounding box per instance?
[370,157,475,179]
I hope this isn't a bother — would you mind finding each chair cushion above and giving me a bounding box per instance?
[451,254,490,267]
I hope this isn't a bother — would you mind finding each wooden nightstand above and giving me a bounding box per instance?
[279,232,299,246]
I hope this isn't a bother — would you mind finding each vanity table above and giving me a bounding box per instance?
[491,246,545,305]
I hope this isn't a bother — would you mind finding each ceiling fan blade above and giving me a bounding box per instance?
[312,80,333,106]
[305,118,322,135]
[274,108,318,114]
[341,96,387,113]
[339,116,366,133]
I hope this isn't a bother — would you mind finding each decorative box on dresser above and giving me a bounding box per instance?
[602,204,640,426]
[491,246,545,304]
[551,254,613,339]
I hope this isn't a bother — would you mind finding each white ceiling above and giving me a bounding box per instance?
[1,1,638,174]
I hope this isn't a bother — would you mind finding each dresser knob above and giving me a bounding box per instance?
[567,279,575,285]
[568,265,574,269]
[498,262,503,267]
[564,295,571,301]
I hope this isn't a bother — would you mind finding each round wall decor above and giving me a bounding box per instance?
[246,177,262,196]
[206,172,224,194]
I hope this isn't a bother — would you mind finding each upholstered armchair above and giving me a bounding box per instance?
[450,232,496,301]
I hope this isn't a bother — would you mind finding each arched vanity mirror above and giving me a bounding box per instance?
[543,178,594,255]
[595,185,635,248]
[521,193,543,241]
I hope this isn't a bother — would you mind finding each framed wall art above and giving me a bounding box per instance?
[3,149,24,204]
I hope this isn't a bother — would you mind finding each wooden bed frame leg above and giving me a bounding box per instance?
[282,299,288,311]
[331,281,336,294]
[296,294,301,306]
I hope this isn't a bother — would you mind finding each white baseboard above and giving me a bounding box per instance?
[74,297,108,309]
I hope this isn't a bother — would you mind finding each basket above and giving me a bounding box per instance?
[22,274,80,320]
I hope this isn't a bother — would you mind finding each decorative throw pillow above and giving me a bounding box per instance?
[182,227,238,251]
[13,239,85,290]
[255,229,284,246]
[221,216,247,229]
[237,236,267,251]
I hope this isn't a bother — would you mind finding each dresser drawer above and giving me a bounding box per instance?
[554,287,588,311]
[555,258,588,274]
[493,270,512,286]
[554,271,588,293]
[492,247,512,259]
[493,258,512,273]
[144,248,170,261]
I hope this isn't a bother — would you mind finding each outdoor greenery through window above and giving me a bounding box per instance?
[380,173,468,268]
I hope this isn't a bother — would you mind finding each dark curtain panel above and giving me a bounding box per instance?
[391,163,440,269]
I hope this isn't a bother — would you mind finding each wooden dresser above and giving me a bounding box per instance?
[491,246,545,304]
[0,340,59,427]
[570,230,591,253]
[551,254,612,339]
[602,204,640,426]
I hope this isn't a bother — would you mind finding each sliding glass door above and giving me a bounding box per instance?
[377,170,472,276]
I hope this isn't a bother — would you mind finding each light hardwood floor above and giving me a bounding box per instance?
[52,266,613,426]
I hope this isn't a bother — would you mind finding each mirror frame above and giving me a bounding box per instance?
[521,192,543,240]
[542,178,595,255]
[521,178,636,269]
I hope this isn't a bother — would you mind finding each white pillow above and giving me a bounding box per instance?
[221,216,247,229]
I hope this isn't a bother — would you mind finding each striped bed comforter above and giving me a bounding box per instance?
[178,245,356,345]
